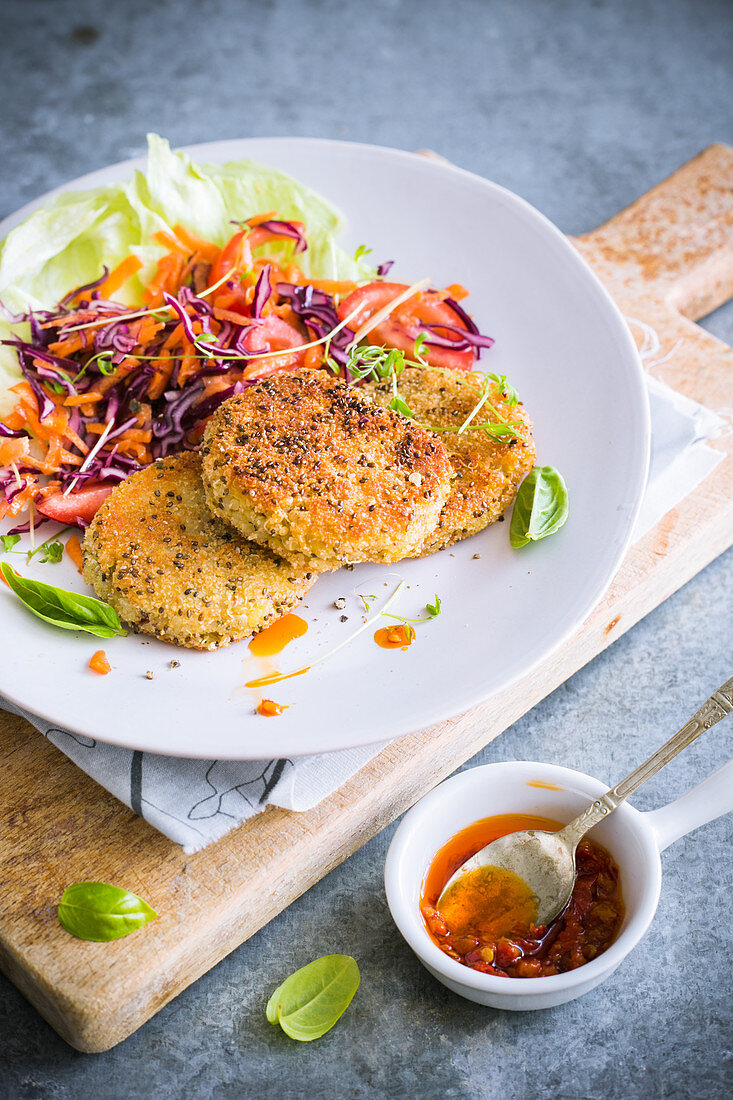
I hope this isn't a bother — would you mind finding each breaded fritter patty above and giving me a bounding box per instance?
[82,452,315,649]
[200,369,453,566]
[367,367,536,554]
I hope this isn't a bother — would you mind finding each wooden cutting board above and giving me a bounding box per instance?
[1,145,731,1053]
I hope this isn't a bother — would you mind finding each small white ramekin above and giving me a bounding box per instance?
[385,758,733,1010]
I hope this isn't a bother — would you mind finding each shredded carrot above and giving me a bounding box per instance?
[89,650,111,675]
[113,440,152,462]
[0,436,31,466]
[153,230,189,255]
[211,287,246,312]
[95,255,143,299]
[147,351,175,400]
[247,211,278,227]
[40,309,100,330]
[304,345,322,370]
[171,224,220,262]
[212,305,250,325]
[64,391,103,407]
[97,357,139,394]
[142,252,186,305]
[65,534,84,573]
[48,333,86,357]
[298,278,358,296]
[445,283,469,301]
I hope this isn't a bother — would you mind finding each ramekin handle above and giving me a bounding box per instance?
[643,759,733,852]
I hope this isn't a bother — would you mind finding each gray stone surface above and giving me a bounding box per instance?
[1,0,732,1097]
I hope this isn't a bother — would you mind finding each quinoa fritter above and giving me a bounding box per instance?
[366,367,536,554]
[82,452,315,649]
[200,369,453,566]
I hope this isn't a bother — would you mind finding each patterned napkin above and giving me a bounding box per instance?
[1,357,725,852]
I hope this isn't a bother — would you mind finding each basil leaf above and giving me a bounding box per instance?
[58,881,157,941]
[510,465,569,549]
[1,562,127,638]
[266,955,360,1042]
[0,534,21,552]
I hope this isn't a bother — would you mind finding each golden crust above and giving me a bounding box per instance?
[200,369,453,566]
[82,452,315,650]
[366,368,536,554]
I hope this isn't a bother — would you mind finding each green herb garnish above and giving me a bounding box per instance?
[58,882,157,941]
[354,244,373,262]
[344,344,524,443]
[509,466,569,549]
[1,527,72,565]
[0,563,127,638]
[383,592,442,626]
[266,955,360,1042]
[426,594,441,617]
[486,372,519,406]
[388,395,414,418]
[413,331,429,362]
[72,349,115,382]
[34,538,64,564]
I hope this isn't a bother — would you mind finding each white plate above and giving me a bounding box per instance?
[0,138,649,759]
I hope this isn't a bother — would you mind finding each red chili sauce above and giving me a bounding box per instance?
[420,813,625,979]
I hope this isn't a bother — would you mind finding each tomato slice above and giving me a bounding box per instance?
[37,482,115,527]
[240,315,309,378]
[209,230,253,288]
[337,282,475,371]
[210,223,307,287]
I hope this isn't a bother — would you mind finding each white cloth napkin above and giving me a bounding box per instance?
[1,344,725,852]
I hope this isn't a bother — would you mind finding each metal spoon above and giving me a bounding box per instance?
[438,675,733,926]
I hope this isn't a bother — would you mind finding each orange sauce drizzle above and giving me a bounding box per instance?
[249,613,308,657]
[245,666,310,689]
[526,780,564,791]
[374,624,415,650]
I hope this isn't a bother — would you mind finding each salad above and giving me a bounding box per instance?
[0,135,492,533]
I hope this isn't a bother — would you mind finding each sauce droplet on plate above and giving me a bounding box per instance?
[257,699,288,717]
[374,624,415,650]
[249,613,308,657]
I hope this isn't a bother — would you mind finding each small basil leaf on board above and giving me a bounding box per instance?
[0,563,126,638]
[266,955,360,1042]
[510,465,569,549]
[58,882,157,941]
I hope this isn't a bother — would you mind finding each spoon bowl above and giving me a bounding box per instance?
[385,757,733,1010]
[438,828,576,927]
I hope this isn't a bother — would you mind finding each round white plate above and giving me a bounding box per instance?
[0,138,649,759]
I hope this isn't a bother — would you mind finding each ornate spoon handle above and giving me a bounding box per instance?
[558,676,733,848]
